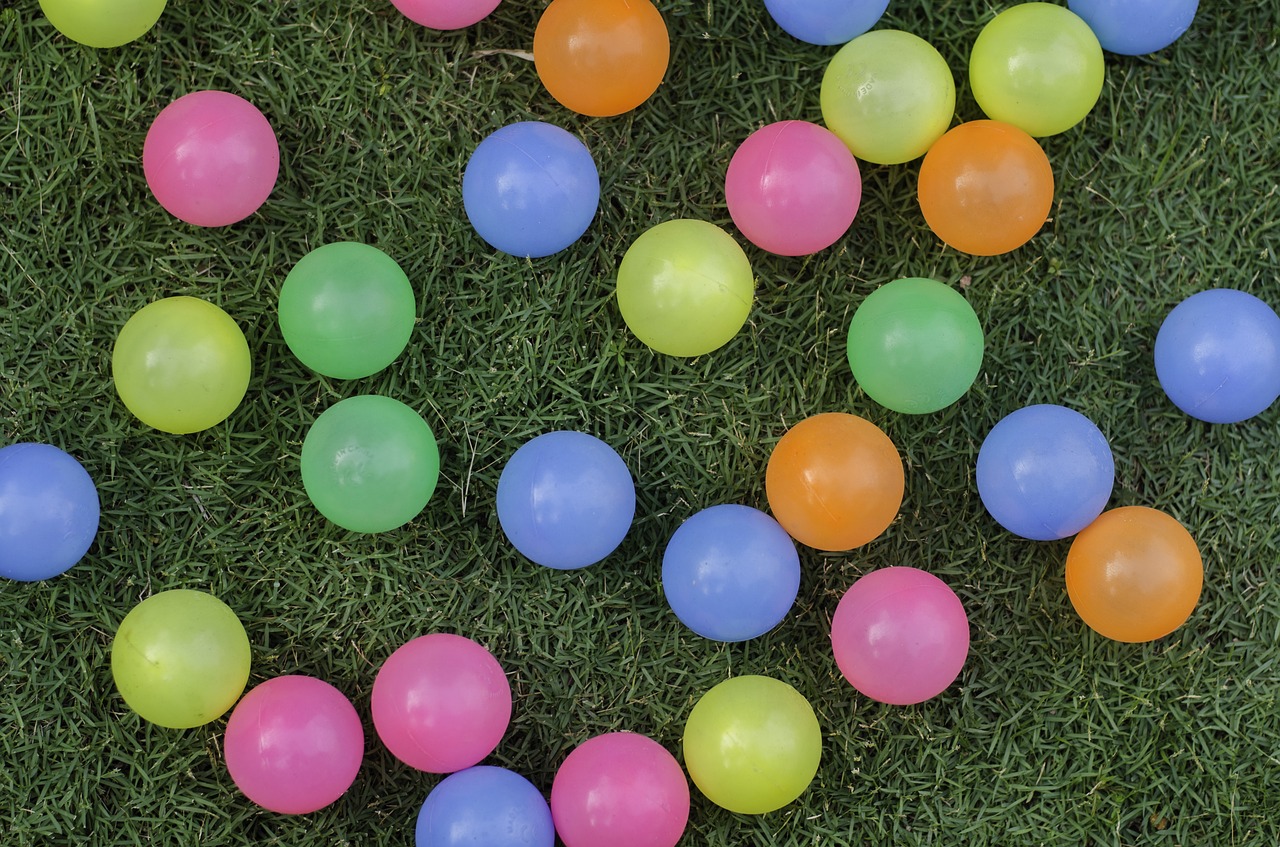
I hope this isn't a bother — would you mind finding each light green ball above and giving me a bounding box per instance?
[40,0,166,48]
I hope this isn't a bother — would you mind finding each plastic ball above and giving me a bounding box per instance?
[820,30,956,165]
[462,121,600,258]
[969,3,1105,137]
[224,675,365,814]
[390,0,500,29]
[831,567,969,705]
[616,219,754,357]
[143,90,279,227]
[496,431,635,570]
[278,242,416,379]
[765,412,904,551]
[1066,506,1203,642]
[846,278,984,414]
[725,120,862,256]
[762,0,890,46]
[661,504,800,642]
[372,633,512,773]
[976,404,1114,541]
[416,766,555,847]
[682,676,821,815]
[110,589,251,729]
[0,444,99,582]
[533,0,669,117]
[300,395,439,533]
[111,296,252,434]
[1067,0,1198,55]
[917,120,1054,256]
[1154,289,1280,424]
[550,732,690,847]
[39,0,166,48]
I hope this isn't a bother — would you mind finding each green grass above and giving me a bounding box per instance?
[3,0,1279,844]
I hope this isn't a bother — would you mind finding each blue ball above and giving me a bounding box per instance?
[662,504,800,642]
[0,443,100,581]
[1067,0,1198,55]
[416,766,554,847]
[462,121,600,258]
[1155,289,1280,424]
[976,405,1114,541]
[763,0,890,46]
[497,431,635,570]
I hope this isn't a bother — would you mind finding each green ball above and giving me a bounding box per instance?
[278,243,416,379]
[110,589,251,729]
[846,278,984,414]
[301,395,440,533]
[40,0,166,48]
[616,219,754,357]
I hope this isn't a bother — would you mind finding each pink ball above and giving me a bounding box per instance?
[389,0,500,29]
[830,567,969,705]
[371,633,512,773]
[551,732,690,847]
[725,120,862,256]
[224,675,364,814]
[143,90,279,227]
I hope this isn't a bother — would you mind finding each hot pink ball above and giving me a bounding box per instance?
[390,0,500,29]
[143,90,279,227]
[830,567,969,705]
[551,732,690,847]
[371,633,512,773]
[725,120,862,256]
[223,675,364,814]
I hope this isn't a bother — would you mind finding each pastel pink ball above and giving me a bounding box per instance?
[371,633,512,773]
[390,0,500,29]
[223,675,364,814]
[143,90,279,227]
[551,732,690,847]
[725,120,861,256]
[830,567,969,705]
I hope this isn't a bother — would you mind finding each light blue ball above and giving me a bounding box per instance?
[416,767,554,847]
[1067,0,1198,55]
[0,443,100,581]
[463,121,599,258]
[763,0,890,46]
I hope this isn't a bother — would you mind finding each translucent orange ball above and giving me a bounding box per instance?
[533,0,670,117]
[765,413,904,551]
[1065,506,1203,643]
[917,120,1053,256]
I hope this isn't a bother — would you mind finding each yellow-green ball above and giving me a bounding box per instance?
[111,590,251,729]
[39,0,167,49]
[112,296,252,435]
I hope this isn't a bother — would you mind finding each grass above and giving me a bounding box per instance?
[2,0,1279,845]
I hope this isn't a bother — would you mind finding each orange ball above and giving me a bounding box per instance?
[533,0,670,117]
[1065,506,1203,643]
[917,120,1053,256]
[765,413,904,551]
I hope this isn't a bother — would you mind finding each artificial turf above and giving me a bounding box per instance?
[2,0,1279,845]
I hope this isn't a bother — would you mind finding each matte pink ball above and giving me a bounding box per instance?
[725,120,861,256]
[371,633,512,773]
[390,0,500,29]
[831,567,969,705]
[551,732,690,847]
[143,90,280,227]
[224,676,364,814]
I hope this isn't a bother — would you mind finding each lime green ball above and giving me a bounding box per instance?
[278,243,416,380]
[846,278,984,414]
[112,296,252,435]
[969,3,1105,137]
[820,30,956,165]
[111,590,251,729]
[39,0,166,48]
[683,676,821,815]
[301,395,440,533]
[616,220,753,357]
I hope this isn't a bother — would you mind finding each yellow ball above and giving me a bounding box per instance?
[112,296,252,434]
[682,675,821,814]
[39,0,167,49]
